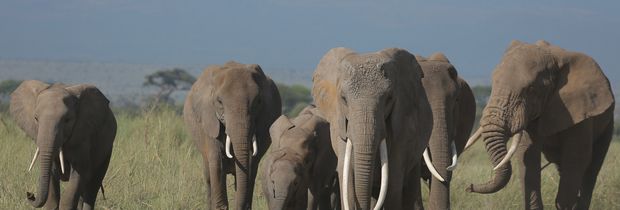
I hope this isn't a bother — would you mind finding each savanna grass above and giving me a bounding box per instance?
[1,109,618,209]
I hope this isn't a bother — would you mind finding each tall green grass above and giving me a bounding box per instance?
[1,108,618,209]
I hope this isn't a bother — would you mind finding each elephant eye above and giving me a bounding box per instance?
[341,95,347,105]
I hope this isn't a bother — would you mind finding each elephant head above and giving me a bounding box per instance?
[262,111,325,210]
[10,80,111,207]
[466,40,614,193]
[312,48,430,209]
[188,61,281,209]
[417,53,476,209]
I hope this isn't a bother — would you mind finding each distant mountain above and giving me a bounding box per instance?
[0,59,314,105]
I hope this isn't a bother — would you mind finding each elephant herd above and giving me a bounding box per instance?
[8,40,614,210]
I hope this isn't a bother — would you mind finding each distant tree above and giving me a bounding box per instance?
[277,83,312,117]
[471,85,491,106]
[143,68,195,104]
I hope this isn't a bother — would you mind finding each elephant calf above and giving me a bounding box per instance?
[10,80,116,210]
[261,105,339,210]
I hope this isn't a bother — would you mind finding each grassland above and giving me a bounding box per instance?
[1,107,618,209]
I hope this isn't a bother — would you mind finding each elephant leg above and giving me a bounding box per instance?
[80,158,110,210]
[555,121,593,210]
[204,144,228,210]
[202,159,212,210]
[60,168,82,210]
[578,121,613,209]
[517,133,543,210]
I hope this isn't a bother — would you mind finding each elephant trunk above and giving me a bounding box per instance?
[230,123,253,210]
[428,108,452,209]
[27,127,58,208]
[466,120,512,193]
[349,111,383,210]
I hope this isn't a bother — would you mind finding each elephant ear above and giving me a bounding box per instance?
[65,84,111,142]
[10,80,50,139]
[270,115,295,148]
[256,72,282,145]
[454,77,476,153]
[537,53,614,136]
[383,48,432,153]
[312,47,355,140]
[191,66,223,138]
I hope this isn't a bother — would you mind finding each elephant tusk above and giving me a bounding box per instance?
[374,139,389,210]
[28,147,39,172]
[252,137,258,157]
[464,127,482,150]
[342,139,352,210]
[59,149,66,174]
[493,132,522,171]
[225,135,233,158]
[423,148,445,182]
[446,141,458,171]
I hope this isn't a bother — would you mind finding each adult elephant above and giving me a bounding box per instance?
[465,40,615,209]
[416,53,476,210]
[312,48,432,210]
[10,80,116,210]
[262,105,339,210]
[184,61,281,210]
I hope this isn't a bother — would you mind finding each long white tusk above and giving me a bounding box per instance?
[59,149,66,174]
[446,141,458,171]
[464,127,483,150]
[225,135,233,158]
[374,140,389,210]
[493,132,522,171]
[342,139,352,210]
[423,148,445,182]
[28,148,40,172]
[252,137,258,157]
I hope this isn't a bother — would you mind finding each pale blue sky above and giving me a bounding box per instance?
[1,0,618,85]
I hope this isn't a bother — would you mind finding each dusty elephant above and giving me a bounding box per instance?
[312,48,433,210]
[10,80,117,210]
[465,40,615,210]
[416,53,476,210]
[261,105,339,210]
[184,61,281,210]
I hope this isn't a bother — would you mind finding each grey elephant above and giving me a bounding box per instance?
[465,40,615,210]
[261,105,339,210]
[183,61,281,210]
[312,48,433,210]
[10,80,117,210]
[415,53,476,210]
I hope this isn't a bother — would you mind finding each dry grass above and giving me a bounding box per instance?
[1,108,618,209]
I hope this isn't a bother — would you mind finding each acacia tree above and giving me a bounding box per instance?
[143,68,196,104]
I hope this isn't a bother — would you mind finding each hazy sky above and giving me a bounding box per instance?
[1,0,618,85]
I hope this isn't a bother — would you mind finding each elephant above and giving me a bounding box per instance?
[10,80,117,210]
[183,61,281,210]
[261,105,340,210]
[465,40,615,210]
[415,53,476,210]
[312,47,433,210]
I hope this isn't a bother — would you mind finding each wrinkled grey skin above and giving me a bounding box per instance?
[417,53,476,210]
[469,40,614,210]
[10,80,116,210]
[184,61,281,210]
[312,48,432,210]
[261,105,339,210]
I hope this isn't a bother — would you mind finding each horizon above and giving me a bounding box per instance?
[0,1,618,92]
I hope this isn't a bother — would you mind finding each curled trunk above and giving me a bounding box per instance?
[466,123,511,193]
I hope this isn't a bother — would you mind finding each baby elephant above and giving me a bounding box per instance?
[261,106,340,210]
